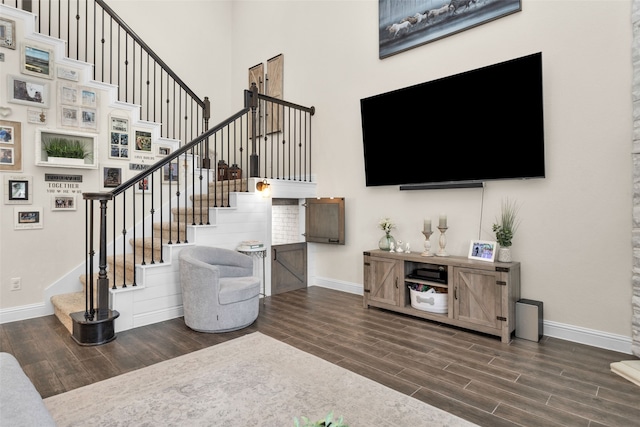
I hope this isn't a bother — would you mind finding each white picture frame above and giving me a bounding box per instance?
[27,109,48,125]
[61,106,80,127]
[4,175,32,205]
[36,128,98,169]
[81,87,97,108]
[468,240,497,263]
[22,44,53,79]
[0,17,16,50]
[59,82,79,105]
[56,66,80,81]
[14,206,43,229]
[80,107,97,130]
[8,75,49,107]
[51,194,76,211]
[109,116,129,160]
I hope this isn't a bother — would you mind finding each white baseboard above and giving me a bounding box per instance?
[311,277,634,355]
[543,320,632,355]
[0,302,52,325]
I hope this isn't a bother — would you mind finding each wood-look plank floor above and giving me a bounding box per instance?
[1,287,638,427]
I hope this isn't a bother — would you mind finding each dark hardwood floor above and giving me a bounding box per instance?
[1,287,639,426]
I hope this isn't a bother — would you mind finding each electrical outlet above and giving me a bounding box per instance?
[10,277,21,291]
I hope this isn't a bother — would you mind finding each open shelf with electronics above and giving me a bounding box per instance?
[363,249,520,343]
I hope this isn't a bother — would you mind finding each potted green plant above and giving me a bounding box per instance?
[294,411,348,427]
[492,198,520,262]
[43,137,92,165]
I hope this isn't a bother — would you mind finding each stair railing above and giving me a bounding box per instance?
[82,86,314,321]
[4,0,210,150]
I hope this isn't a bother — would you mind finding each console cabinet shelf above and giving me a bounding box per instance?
[363,249,520,343]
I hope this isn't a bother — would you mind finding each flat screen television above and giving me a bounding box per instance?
[360,52,545,189]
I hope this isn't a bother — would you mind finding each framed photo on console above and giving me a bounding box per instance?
[468,240,497,262]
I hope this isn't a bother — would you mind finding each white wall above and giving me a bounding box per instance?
[226,0,633,340]
[1,0,634,348]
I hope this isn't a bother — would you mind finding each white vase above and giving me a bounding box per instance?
[497,247,512,262]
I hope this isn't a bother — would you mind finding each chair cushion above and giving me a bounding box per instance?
[218,276,260,305]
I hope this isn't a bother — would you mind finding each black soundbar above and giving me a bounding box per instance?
[399,181,485,191]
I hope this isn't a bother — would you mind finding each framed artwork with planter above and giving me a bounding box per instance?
[468,240,497,262]
[35,128,98,169]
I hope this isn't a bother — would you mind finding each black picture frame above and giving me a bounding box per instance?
[8,179,28,201]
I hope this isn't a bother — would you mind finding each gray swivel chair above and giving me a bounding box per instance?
[179,246,260,332]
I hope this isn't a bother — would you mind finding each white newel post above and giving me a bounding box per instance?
[631,0,640,357]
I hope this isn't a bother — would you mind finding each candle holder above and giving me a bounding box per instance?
[421,231,433,256]
[436,226,448,257]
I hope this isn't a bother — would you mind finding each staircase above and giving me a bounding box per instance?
[50,178,252,335]
[2,2,315,345]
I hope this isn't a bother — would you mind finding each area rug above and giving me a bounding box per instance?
[44,332,476,426]
[611,360,640,387]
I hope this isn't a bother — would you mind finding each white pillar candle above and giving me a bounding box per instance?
[424,219,431,233]
[439,214,447,228]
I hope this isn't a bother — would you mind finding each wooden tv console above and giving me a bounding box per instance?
[363,249,520,343]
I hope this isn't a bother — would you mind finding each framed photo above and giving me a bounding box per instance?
[134,130,152,152]
[379,0,521,59]
[103,166,122,188]
[81,88,97,107]
[51,195,76,211]
[59,82,79,105]
[0,120,22,171]
[4,175,31,204]
[8,75,49,107]
[157,145,171,156]
[468,240,497,262]
[14,207,43,230]
[109,116,129,160]
[136,177,150,193]
[22,44,53,79]
[162,162,179,183]
[0,17,16,50]
[61,106,79,127]
[80,108,97,130]
[0,147,14,165]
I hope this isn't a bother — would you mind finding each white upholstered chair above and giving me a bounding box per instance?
[179,246,260,333]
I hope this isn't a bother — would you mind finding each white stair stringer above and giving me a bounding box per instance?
[111,191,273,333]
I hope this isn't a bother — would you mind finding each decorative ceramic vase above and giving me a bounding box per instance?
[379,233,396,251]
[497,247,512,262]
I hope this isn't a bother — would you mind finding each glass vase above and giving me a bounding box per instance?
[379,233,396,251]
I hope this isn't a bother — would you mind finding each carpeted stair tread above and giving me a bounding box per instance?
[130,237,165,257]
[153,222,189,240]
[51,292,85,333]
